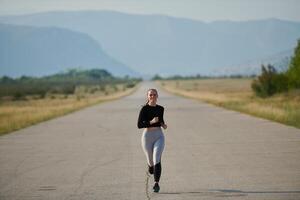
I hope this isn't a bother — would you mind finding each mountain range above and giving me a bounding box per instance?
[0,23,138,77]
[1,10,300,77]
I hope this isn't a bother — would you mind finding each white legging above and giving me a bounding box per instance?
[141,128,165,166]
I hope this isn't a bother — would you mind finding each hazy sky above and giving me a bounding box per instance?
[0,0,300,22]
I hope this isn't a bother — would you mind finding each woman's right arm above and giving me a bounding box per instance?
[137,107,150,129]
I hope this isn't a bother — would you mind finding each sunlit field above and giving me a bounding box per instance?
[158,79,300,129]
[0,83,139,135]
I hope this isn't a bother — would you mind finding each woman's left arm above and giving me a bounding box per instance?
[161,107,167,130]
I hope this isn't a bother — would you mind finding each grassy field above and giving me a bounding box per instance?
[0,83,139,135]
[158,79,300,129]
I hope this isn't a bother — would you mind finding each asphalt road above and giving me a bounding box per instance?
[0,81,300,200]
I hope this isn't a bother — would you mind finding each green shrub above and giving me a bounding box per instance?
[38,90,47,99]
[252,39,300,97]
[287,39,300,89]
[112,85,119,92]
[13,91,24,100]
[251,64,288,97]
[126,82,135,88]
[152,74,162,80]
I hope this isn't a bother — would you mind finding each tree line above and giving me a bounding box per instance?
[0,69,141,100]
[152,74,255,81]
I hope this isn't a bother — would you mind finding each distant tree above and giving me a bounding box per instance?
[18,76,33,82]
[251,64,288,97]
[287,39,300,89]
[152,74,162,80]
[87,69,112,80]
[170,75,183,80]
[0,76,15,84]
[67,68,80,77]
[195,74,203,79]
[125,82,136,88]
[229,74,243,79]
[13,91,25,100]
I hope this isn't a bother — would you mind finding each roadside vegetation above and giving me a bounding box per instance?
[157,40,300,129]
[0,69,141,135]
[251,40,300,97]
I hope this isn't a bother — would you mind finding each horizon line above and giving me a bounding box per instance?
[1,9,300,24]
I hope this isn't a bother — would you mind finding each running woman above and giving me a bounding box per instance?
[137,88,167,193]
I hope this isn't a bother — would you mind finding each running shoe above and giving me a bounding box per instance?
[153,183,160,193]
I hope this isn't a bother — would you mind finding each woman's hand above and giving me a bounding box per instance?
[162,124,167,130]
[150,117,159,124]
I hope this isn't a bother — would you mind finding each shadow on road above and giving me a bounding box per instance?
[159,189,300,197]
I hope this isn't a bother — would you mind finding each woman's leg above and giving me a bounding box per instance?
[153,135,165,183]
[141,132,154,167]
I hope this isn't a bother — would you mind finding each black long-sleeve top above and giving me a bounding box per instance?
[137,104,165,129]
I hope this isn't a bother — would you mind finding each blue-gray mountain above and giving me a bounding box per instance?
[1,11,300,76]
[0,23,138,77]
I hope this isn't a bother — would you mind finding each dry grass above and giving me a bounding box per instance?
[158,79,300,129]
[0,84,139,135]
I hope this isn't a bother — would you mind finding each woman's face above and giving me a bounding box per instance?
[147,90,158,104]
